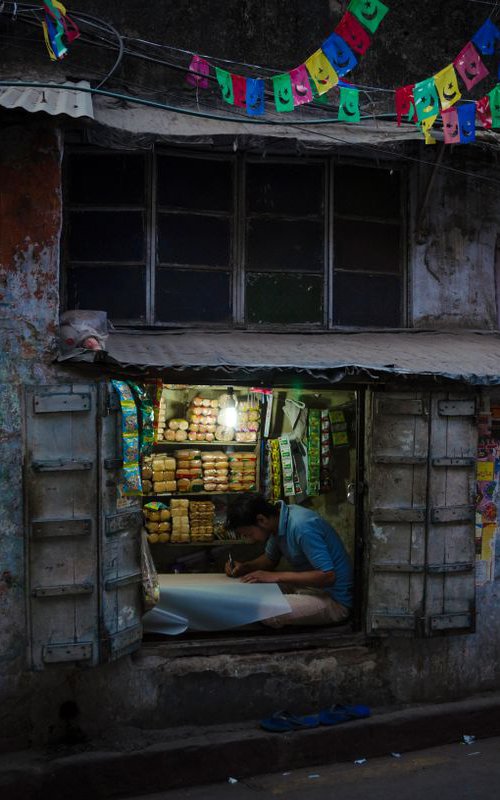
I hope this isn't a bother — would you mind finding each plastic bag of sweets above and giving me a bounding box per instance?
[141,530,160,610]
[111,380,143,496]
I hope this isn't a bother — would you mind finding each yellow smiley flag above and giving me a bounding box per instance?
[434,64,462,110]
[421,114,438,145]
[305,49,339,95]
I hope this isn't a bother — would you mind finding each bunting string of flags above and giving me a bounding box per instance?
[41,0,80,61]
[186,0,390,120]
[395,17,500,144]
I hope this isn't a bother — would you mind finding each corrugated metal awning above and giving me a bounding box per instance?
[0,80,93,119]
[58,329,500,385]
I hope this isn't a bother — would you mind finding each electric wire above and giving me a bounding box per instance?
[1,3,500,188]
[2,78,500,190]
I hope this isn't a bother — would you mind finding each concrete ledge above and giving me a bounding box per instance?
[3,692,500,800]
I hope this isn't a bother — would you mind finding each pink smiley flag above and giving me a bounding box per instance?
[441,107,460,145]
[290,64,314,106]
[186,55,210,89]
[454,42,489,91]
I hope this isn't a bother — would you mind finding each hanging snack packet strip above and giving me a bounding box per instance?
[307,409,321,496]
[128,382,155,457]
[329,409,349,447]
[269,439,282,501]
[111,380,143,496]
[320,409,334,492]
[279,435,295,497]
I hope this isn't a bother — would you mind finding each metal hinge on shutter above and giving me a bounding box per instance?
[43,643,93,663]
[34,392,90,413]
[438,400,476,416]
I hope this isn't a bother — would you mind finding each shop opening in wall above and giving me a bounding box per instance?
[128,380,359,641]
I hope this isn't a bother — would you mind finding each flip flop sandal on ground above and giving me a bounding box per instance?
[319,704,371,725]
[260,711,320,732]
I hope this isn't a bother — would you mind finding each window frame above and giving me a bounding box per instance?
[62,145,407,330]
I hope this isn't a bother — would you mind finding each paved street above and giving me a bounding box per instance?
[128,736,500,800]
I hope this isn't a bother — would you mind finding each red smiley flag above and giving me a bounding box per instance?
[231,75,247,108]
[454,41,489,91]
[476,96,492,129]
[395,84,417,126]
[335,12,372,56]
[186,55,210,89]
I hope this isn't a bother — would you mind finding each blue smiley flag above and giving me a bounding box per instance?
[472,19,500,56]
[458,103,476,144]
[321,32,358,77]
[246,78,265,116]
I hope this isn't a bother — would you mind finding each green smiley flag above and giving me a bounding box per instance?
[413,76,439,122]
[489,84,500,128]
[338,86,360,122]
[216,67,234,104]
[348,0,389,34]
[272,72,294,112]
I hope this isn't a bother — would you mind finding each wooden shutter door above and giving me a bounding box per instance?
[426,393,477,635]
[24,384,100,669]
[98,382,143,661]
[24,382,143,670]
[365,389,477,638]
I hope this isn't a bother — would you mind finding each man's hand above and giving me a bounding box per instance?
[240,571,278,584]
[225,559,245,578]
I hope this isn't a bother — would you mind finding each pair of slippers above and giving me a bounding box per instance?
[260,704,371,733]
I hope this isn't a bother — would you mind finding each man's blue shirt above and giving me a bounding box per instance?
[265,502,353,608]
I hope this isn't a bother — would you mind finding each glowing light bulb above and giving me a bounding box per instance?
[221,404,238,428]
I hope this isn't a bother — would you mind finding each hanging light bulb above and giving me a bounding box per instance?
[220,387,238,428]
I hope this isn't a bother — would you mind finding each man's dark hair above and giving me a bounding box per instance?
[227,494,279,530]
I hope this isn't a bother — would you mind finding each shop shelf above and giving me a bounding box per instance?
[153,441,259,449]
[149,540,248,547]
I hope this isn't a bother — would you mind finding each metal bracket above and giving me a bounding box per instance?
[32,459,92,472]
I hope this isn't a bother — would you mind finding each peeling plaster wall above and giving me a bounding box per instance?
[411,157,500,329]
[0,123,63,750]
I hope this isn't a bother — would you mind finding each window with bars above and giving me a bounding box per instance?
[64,149,405,328]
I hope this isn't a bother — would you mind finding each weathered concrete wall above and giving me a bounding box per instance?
[410,153,500,329]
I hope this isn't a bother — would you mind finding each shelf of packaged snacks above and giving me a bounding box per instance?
[145,491,256,498]
[149,539,248,546]
[153,441,259,449]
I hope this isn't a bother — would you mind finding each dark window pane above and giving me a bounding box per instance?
[158,214,231,267]
[335,166,401,218]
[67,266,146,321]
[69,211,145,262]
[333,273,401,326]
[67,153,145,205]
[247,219,324,272]
[156,269,231,322]
[246,162,324,215]
[157,156,233,211]
[246,273,322,324]
[335,220,400,273]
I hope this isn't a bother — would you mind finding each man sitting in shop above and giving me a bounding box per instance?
[226,494,352,628]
